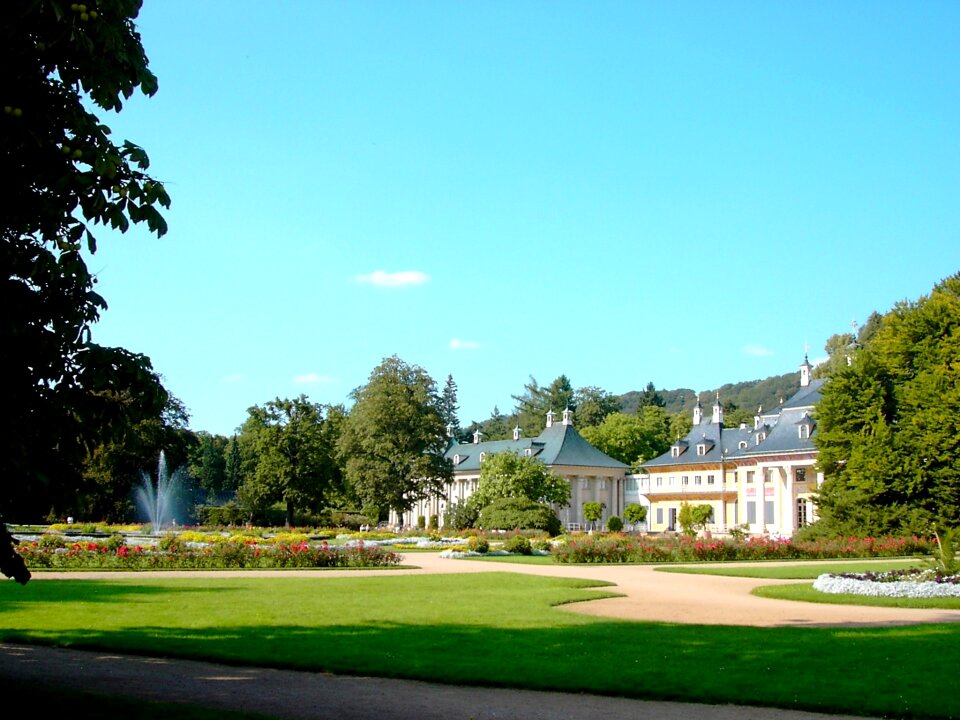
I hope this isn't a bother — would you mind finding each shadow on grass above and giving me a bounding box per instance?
[0,580,240,607]
[3,616,959,718]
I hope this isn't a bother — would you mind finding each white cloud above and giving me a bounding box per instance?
[355,270,430,287]
[743,345,774,357]
[221,373,245,383]
[293,373,335,385]
[450,338,480,350]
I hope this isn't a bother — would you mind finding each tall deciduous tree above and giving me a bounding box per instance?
[80,392,194,522]
[815,274,960,536]
[187,432,231,502]
[2,0,172,520]
[337,356,452,520]
[573,386,621,428]
[236,397,340,527]
[580,407,673,469]
[471,452,570,510]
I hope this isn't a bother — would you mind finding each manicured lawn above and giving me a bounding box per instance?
[463,553,557,564]
[754,582,960,609]
[2,573,958,718]
[656,558,923,579]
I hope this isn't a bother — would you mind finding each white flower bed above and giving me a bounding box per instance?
[813,573,960,598]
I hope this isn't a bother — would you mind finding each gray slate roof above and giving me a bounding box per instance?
[447,422,628,473]
[641,378,825,470]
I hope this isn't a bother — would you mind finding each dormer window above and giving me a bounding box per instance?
[453,454,460,465]
[671,446,680,458]
[738,440,748,450]
[755,432,766,445]
[479,452,486,463]
[799,424,810,439]
[696,444,707,456]
[524,448,532,457]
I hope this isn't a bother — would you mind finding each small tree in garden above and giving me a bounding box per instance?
[583,501,604,530]
[678,502,713,536]
[606,515,623,533]
[624,503,647,529]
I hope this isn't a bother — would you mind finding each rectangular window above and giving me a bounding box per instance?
[765,501,775,524]
[746,470,755,484]
[682,475,689,485]
[707,474,715,485]
[694,475,701,485]
[599,479,606,490]
[797,498,808,526]
[656,477,663,487]
[747,502,757,524]
[656,508,664,525]
[796,468,807,483]
[626,477,637,492]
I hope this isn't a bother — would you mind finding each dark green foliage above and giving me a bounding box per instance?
[580,408,672,468]
[815,273,960,536]
[2,0,172,521]
[444,500,479,530]
[198,501,248,527]
[620,374,800,418]
[478,497,561,535]
[236,397,342,528]
[338,356,452,516]
[606,515,623,532]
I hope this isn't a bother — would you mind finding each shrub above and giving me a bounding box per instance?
[477,498,561,536]
[199,501,248,526]
[466,535,489,553]
[444,500,479,530]
[158,533,184,553]
[504,534,533,555]
[582,501,604,529]
[417,515,426,530]
[103,534,126,552]
[623,503,647,526]
[606,515,624,533]
[38,533,66,549]
[428,514,439,531]
[532,537,554,552]
[329,511,370,531]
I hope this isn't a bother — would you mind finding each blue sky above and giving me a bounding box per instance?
[87,1,960,436]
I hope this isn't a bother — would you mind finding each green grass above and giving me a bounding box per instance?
[754,582,960,609]
[463,553,557,564]
[656,558,923,579]
[2,574,959,719]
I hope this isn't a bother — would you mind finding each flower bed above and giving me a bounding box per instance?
[551,534,936,564]
[813,569,960,598]
[18,538,402,571]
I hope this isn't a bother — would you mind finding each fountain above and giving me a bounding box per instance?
[135,450,186,531]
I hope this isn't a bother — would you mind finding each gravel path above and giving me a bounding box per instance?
[5,553,959,719]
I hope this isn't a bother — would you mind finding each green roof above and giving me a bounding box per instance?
[447,422,628,472]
